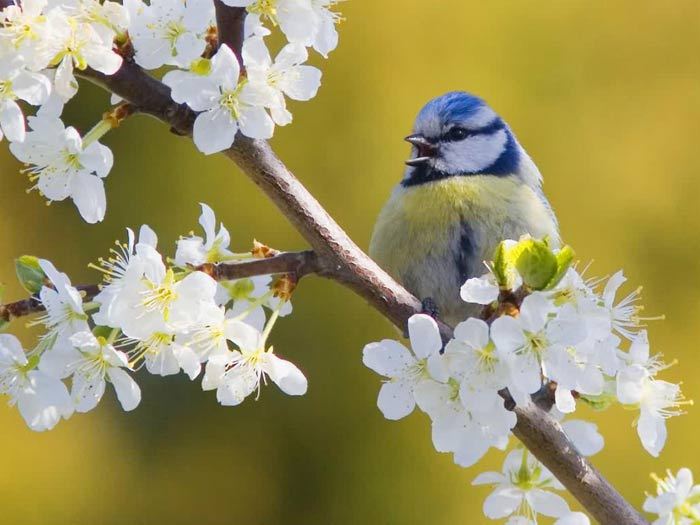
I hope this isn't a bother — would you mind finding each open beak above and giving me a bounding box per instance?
[405,134,438,166]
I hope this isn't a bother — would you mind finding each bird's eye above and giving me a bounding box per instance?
[445,127,469,141]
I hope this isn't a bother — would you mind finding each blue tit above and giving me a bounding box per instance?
[369,91,560,325]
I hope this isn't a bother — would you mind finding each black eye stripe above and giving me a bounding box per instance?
[441,119,505,142]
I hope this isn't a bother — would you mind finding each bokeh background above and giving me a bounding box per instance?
[1,1,699,523]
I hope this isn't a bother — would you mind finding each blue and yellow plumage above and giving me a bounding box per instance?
[370,92,559,325]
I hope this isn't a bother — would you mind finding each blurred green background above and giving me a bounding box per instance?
[1,1,699,523]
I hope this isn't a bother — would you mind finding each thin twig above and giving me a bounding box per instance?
[0,252,318,323]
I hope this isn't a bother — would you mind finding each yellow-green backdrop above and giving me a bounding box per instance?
[1,1,699,524]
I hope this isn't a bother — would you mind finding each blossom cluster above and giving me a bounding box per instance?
[363,236,689,523]
[0,0,337,222]
[644,467,700,525]
[0,204,305,431]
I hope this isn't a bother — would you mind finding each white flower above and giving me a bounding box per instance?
[39,331,140,412]
[555,513,591,525]
[95,226,218,340]
[222,0,340,56]
[163,44,274,154]
[0,56,51,142]
[0,333,73,431]
[130,331,202,380]
[473,449,570,521]
[602,270,645,340]
[57,0,129,43]
[243,36,321,125]
[91,225,158,320]
[9,114,113,223]
[490,293,586,397]
[643,468,700,525]
[460,274,499,305]
[45,10,122,100]
[127,0,215,70]
[175,203,235,266]
[444,318,511,413]
[362,314,447,420]
[616,331,687,457]
[175,303,244,363]
[0,0,54,70]
[36,259,89,344]
[414,379,515,467]
[560,419,604,456]
[202,321,306,405]
[216,273,292,326]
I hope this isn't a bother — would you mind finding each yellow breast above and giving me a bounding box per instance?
[369,175,559,306]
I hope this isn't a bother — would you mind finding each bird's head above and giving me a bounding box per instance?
[402,92,535,187]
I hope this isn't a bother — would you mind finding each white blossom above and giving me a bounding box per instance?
[644,468,700,525]
[44,9,122,100]
[243,36,321,125]
[36,259,89,344]
[490,293,586,398]
[39,331,140,412]
[0,333,73,431]
[0,56,51,142]
[202,320,306,405]
[126,0,215,70]
[10,114,113,223]
[473,449,570,522]
[460,274,500,305]
[362,314,447,420]
[163,44,274,154]
[222,0,340,57]
[414,378,515,467]
[616,331,686,457]
[175,203,235,266]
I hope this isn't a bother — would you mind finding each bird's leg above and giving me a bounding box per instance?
[420,297,440,319]
[402,298,442,339]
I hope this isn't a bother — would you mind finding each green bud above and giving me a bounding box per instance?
[225,278,255,301]
[15,255,46,294]
[492,242,509,287]
[545,245,576,290]
[513,238,558,291]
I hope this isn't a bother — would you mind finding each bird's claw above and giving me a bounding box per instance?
[420,297,440,320]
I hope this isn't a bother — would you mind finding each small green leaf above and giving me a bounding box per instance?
[579,393,615,411]
[513,238,558,291]
[545,245,576,290]
[25,354,40,371]
[15,255,46,294]
[0,318,8,332]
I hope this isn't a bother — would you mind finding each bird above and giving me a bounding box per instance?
[369,91,560,326]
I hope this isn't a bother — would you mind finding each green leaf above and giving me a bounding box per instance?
[513,238,558,291]
[0,318,8,332]
[579,392,615,411]
[545,245,576,290]
[15,255,46,294]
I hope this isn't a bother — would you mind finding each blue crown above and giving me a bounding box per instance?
[417,91,488,125]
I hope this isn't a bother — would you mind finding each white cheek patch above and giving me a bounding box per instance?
[435,129,508,174]
[462,106,497,128]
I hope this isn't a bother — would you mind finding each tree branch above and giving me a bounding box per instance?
[0,252,318,323]
[72,7,648,524]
